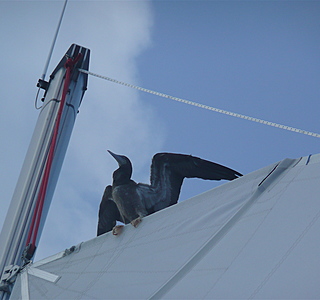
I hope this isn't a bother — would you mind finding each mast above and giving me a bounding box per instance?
[0,44,90,297]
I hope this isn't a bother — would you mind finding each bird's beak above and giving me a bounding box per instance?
[107,150,128,166]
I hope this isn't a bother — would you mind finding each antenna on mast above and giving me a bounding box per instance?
[36,0,68,109]
[40,0,68,82]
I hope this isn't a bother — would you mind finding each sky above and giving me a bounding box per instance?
[0,0,319,262]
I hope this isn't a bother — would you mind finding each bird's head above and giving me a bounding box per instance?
[108,150,133,184]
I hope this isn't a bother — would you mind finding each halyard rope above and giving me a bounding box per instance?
[78,69,320,139]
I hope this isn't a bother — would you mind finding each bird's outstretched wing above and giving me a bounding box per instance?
[97,185,122,236]
[148,153,242,210]
[151,153,242,182]
[172,153,242,180]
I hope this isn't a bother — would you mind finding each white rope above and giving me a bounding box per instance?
[79,69,320,139]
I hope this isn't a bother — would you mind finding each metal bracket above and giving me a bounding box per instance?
[37,78,49,91]
[0,264,21,293]
[1,265,20,283]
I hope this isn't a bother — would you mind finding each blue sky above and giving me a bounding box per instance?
[0,0,319,261]
[139,0,320,194]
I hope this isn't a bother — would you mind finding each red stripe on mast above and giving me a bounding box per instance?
[25,54,82,258]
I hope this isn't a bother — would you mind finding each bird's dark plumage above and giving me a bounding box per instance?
[97,151,242,236]
[97,185,123,236]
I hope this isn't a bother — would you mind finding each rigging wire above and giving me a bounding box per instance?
[34,87,42,110]
[78,69,320,139]
[35,0,68,110]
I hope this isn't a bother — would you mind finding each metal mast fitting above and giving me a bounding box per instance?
[0,44,90,297]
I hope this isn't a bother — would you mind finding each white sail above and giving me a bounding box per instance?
[8,153,320,299]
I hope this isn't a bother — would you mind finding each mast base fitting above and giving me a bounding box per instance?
[0,264,20,294]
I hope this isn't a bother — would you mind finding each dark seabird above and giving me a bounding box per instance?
[97,185,122,236]
[97,151,242,236]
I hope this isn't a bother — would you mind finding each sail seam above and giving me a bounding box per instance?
[148,159,296,299]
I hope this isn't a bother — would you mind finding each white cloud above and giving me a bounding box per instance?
[36,2,164,261]
[0,1,165,261]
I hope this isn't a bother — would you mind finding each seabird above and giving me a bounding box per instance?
[97,151,242,236]
[97,185,122,236]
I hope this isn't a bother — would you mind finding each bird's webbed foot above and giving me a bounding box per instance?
[131,217,142,228]
[112,225,124,236]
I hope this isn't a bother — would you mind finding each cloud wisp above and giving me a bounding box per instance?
[0,1,165,261]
